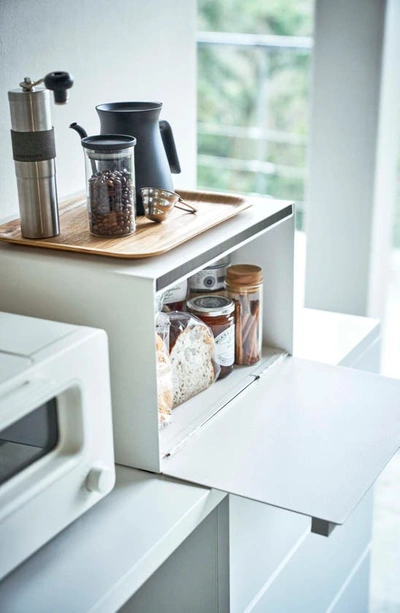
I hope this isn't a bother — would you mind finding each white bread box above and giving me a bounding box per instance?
[1,195,400,537]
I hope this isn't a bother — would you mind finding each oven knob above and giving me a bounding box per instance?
[86,466,115,494]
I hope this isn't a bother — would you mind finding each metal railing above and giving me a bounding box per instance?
[197,31,313,51]
[196,31,313,207]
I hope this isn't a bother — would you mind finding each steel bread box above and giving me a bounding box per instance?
[1,195,400,537]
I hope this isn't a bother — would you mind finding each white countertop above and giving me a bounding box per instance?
[0,467,225,613]
[295,307,380,367]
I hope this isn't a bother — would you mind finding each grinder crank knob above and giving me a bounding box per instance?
[44,71,74,104]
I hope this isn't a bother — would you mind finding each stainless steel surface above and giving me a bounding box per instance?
[8,89,51,132]
[141,187,197,223]
[14,160,59,239]
[8,86,59,238]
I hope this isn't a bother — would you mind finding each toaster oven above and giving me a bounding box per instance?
[0,311,115,579]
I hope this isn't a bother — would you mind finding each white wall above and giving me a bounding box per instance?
[304,0,400,318]
[0,0,197,221]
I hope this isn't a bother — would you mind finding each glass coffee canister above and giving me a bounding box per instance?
[81,135,136,237]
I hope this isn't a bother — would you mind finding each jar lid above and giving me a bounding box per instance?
[186,295,234,317]
[81,134,137,151]
[226,264,262,287]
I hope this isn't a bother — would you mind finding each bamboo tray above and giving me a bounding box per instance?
[0,189,252,259]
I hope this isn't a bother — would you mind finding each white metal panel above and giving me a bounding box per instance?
[231,214,295,354]
[163,357,400,528]
[0,199,292,290]
[0,249,161,472]
[0,198,294,472]
[160,348,285,458]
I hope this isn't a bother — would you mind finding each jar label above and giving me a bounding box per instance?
[190,269,226,291]
[162,280,188,304]
[214,325,235,366]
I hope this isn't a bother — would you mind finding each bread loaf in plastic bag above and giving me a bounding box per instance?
[167,311,220,407]
[155,312,173,428]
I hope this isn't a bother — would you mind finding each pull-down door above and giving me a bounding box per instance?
[163,357,400,535]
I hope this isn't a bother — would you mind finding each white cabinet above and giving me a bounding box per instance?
[121,498,230,613]
[0,195,399,540]
[249,492,373,613]
[0,466,227,612]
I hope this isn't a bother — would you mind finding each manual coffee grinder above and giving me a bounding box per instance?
[8,71,73,238]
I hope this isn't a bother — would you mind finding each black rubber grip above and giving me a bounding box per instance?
[11,128,56,162]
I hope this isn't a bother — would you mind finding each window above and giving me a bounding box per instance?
[197,0,314,230]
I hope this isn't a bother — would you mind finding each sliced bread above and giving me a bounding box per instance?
[169,313,216,407]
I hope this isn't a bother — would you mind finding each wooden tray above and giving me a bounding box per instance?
[0,189,252,259]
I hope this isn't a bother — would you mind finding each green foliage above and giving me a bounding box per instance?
[198,1,400,247]
[198,0,314,36]
[197,1,314,230]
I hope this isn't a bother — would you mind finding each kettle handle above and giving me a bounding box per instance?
[159,120,181,174]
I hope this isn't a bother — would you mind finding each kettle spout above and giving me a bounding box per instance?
[69,122,88,139]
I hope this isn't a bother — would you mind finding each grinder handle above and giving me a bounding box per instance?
[44,71,74,104]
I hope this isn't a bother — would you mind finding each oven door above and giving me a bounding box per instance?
[0,376,86,521]
[0,394,59,487]
[0,324,115,580]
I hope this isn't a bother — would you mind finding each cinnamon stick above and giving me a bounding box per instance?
[234,301,243,364]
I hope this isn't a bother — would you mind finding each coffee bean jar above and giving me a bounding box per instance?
[81,135,137,237]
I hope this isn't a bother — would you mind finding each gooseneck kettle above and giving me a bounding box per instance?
[71,101,181,215]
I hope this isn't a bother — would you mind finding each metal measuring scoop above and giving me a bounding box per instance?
[141,187,197,223]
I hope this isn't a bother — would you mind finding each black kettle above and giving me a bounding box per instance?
[71,101,181,215]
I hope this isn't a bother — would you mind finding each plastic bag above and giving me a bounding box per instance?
[167,311,221,408]
[155,312,173,428]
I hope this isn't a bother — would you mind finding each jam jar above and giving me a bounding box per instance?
[186,294,235,379]
[161,279,188,312]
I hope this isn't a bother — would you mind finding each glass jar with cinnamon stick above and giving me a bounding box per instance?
[225,264,263,365]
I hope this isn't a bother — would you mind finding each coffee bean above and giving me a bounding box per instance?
[89,169,135,237]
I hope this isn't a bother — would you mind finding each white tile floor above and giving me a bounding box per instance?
[295,233,400,612]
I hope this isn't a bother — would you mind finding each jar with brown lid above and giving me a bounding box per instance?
[186,294,235,379]
[225,264,263,365]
